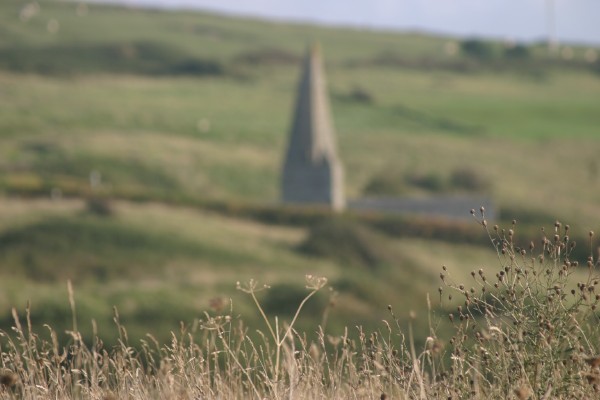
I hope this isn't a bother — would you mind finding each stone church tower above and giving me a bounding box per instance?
[281,44,345,211]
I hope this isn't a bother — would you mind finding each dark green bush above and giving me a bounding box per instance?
[0,216,205,281]
[504,44,531,59]
[450,166,490,192]
[460,38,496,60]
[261,284,327,316]
[347,86,375,104]
[298,218,397,269]
[405,171,447,192]
[0,41,224,76]
[234,48,299,65]
[362,171,406,196]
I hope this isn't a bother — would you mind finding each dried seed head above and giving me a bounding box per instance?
[514,385,531,400]
[585,373,600,385]
[586,356,600,368]
[0,370,18,388]
[430,339,443,354]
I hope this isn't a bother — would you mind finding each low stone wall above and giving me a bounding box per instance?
[349,195,495,221]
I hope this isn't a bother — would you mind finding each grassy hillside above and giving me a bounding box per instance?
[0,0,599,346]
[0,198,501,344]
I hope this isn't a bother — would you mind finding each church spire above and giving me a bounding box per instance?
[281,43,345,211]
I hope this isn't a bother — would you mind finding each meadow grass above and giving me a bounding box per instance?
[1,2,600,396]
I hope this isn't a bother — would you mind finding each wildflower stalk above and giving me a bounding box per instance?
[237,275,327,384]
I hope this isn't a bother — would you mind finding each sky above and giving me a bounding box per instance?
[90,0,600,46]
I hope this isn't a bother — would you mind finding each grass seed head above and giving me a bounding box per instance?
[0,370,18,388]
[585,356,600,369]
[514,384,532,400]
[586,373,600,385]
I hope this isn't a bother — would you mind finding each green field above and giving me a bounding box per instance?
[0,0,599,346]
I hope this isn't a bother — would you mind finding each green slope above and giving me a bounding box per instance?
[0,0,599,346]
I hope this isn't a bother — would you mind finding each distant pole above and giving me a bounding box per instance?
[546,0,558,55]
